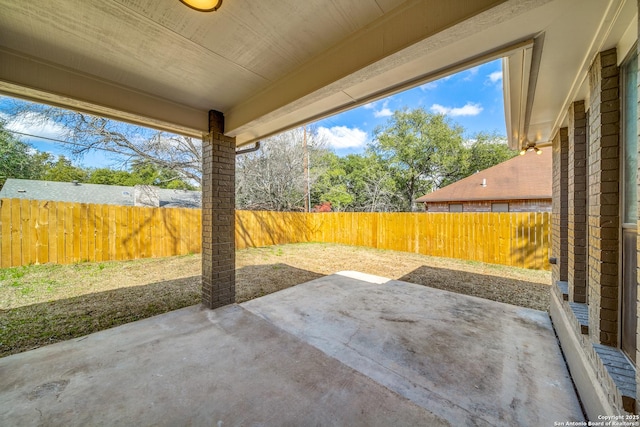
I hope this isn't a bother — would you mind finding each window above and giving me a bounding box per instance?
[449,204,463,212]
[623,53,638,225]
[620,46,637,363]
[491,203,509,212]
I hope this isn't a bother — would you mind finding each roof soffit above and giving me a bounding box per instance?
[504,0,637,148]
[0,0,584,145]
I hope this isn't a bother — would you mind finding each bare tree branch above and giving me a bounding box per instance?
[7,99,202,185]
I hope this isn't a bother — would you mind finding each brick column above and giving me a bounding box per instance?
[568,101,588,303]
[552,128,569,285]
[202,110,236,309]
[588,48,619,346]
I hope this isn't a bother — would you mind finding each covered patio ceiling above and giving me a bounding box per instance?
[0,0,634,148]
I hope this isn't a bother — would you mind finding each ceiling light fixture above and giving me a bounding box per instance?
[179,0,223,12]
[519,140,542,155]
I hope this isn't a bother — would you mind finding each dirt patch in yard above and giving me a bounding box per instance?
[1,243,550,357]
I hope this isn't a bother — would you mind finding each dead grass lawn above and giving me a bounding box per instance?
[0,243,550,357]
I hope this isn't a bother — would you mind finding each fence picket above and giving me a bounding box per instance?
[57,202,64,263]
[11,199,22,267]
[1,200,12,268]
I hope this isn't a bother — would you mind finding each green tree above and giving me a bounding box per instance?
[41,155,89,183]
[310,151,353,211]
[462,132,516,177]
[87,168,135,186]
[86,162,195,189]
[341,154,397,211]
[370,108,466,211]
[311,152,399,212]
[0,121,47,189]
[129,160,196,190]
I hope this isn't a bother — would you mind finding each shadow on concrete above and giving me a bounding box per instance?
[0,264,322,358]
[399,265,550,311]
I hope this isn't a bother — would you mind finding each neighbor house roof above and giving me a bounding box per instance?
[0,179,201,208]
[415,149,551,203]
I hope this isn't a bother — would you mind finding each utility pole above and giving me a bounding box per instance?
[303,126,310,212]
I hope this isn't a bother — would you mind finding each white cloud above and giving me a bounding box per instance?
[419,82,438,91]
[6,112,69,141]
[488,70,502,83]
[429,104,449,115]
[317,126,368,149]
[430,102,483,117]
[372,100,393,118]
[462,66,481,81]
[362,100,393,118]
[374,107,392,118]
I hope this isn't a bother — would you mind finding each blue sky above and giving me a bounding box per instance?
[315,58,505,156]
[1,59,505,168]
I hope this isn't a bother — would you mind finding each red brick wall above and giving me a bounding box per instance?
[424,199,551,212]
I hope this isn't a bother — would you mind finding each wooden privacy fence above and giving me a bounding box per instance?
[236,210,551,270]
[0,199,550,270]
[0,199,201,268]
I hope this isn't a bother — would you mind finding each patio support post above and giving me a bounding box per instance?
[587,48,619,346]
[552,127,569,286]
[201,110,236,309]
[568,101,588,303]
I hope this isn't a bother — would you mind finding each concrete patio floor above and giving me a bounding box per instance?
[1,272,583,426]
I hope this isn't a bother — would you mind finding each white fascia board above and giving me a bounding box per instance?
[503,44,533,151]
[0,47,207,138]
